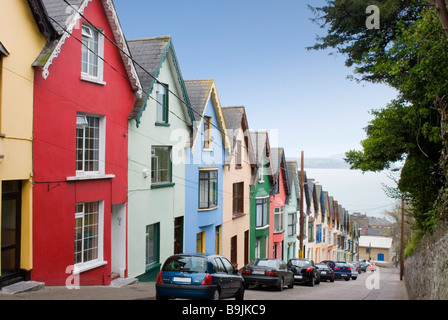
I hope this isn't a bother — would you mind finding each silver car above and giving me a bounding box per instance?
[347,262,359,280]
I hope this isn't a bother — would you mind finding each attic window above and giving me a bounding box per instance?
[81,24,105,85]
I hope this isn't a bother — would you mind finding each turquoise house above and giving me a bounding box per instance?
[184,79,230,255]
[127,36,194,281]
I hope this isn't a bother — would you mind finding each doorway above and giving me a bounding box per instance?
[111,203,126,278]
[1,181,21,284]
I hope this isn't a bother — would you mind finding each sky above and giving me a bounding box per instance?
[114,0,398,160]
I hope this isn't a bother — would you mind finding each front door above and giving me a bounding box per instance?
[111,203,126,278]
[1,181,21,282]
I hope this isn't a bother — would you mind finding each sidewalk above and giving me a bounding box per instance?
[0,278,157,300]
[363,267,409,300]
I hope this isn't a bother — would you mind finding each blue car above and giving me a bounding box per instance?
[321,260,352,281]
[156,253,245,300]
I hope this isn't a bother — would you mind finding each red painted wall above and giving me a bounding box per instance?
[32,1,136,286]
[269,168,287,260]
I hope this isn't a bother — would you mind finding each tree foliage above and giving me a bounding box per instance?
[308,1,448,233]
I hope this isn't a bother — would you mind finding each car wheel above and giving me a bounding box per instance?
[210,288,220,300]
[344,278,350,281]
[277,277,284,291]
[309,275,315,287]
[330,278,334,282]
[288,278,294,289]
[352,277,357,280]
[315,274,320,285]
[235,285,245,300]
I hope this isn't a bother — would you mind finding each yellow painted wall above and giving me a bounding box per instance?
[0,0,47,275]
[222,126,252,269]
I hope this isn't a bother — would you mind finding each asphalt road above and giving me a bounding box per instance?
[243,267,408,300]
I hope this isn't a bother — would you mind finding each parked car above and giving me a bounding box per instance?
[241,258,294,291]
[287,258,320,286]
[315,263,334,282]
[347,262,359,280]
[350,261,361,273]
[321,260,351,281]
[359,260,369,272]
[156,253,245,300]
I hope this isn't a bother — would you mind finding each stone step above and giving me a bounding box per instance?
[1,281,45,295]
[110,277,138,288]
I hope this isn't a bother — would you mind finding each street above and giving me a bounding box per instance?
[243,267,408,300]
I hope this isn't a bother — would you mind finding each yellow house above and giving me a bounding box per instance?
[222,106,256,269]
[0,0,53,287]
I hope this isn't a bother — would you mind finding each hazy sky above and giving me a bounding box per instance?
[114,0,398,159]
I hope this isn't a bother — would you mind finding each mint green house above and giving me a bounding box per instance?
[249,130,275,260]
[127,36,194,281]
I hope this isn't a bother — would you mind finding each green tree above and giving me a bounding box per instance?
[309,1,448,233]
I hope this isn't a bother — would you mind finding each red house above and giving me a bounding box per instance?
[32,0,141,286]
[269,148,290,259]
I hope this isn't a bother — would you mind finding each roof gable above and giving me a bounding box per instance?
[184,79,230,154]
[128,36,194,127]
[35,0,141,95]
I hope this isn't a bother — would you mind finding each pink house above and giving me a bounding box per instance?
[269,148,290,260]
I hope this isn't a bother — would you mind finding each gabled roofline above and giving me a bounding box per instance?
[34,0,142,97]
[131,37,194,128]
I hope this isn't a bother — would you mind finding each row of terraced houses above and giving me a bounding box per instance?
[0,0,360,287]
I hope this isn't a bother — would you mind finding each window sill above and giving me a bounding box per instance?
[274,230,285,235]
[232,212,246,219]
[155,122,170,127]
[145,262,161,273]
[256,224,269,231]
[198,206,219,212]
[151,182,175,189]
[81,74,106,86]
[67,174,115,181]
[74,260,107,275]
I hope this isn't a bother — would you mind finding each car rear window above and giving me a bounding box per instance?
[335,262,347,267]
[162,256,207,273]
[250,259,278,268]
[290,260,311,267]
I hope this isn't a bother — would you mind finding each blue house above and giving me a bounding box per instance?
[184,79,230,254]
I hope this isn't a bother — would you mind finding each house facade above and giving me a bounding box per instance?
[269,148,290,260]
[221,106,255,269]
[31,0,140,286]
[184,79,229,256]
[127,36,193,281]
[285,161,299,261]
[0,0,50,287]
[249,130,275,261]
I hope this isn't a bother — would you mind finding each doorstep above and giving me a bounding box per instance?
[1,281,45,295]
[110,277,138,288]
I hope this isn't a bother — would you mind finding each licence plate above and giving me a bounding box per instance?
[173,277,192,284]
[321,271,327,274]
[252,270,265,275]
[294,275,302,279]
[341,274,347,277]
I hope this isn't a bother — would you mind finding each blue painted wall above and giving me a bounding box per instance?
[184,98,225,254]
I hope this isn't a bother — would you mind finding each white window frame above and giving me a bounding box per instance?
[74,201,106,274]
[255,196,269,229]
[274,206,284,233]
[73,113,107,180]
[81,24,106,85]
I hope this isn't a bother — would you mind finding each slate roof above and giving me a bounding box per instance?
[184,79,214,123]
[250,130,276,185]
[286,161,299,202]
[128,37,193,126]
[41,0,84,34]
[221,106,256,167]
[271,148,290,198]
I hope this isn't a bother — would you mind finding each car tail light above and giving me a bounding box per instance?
[334,267,340,270]
[242,269,252,274]
[156,271,163,283]
[306,267,313,272]
[347,267,351,271]
[265,270,278,276]
[201,274,212,285]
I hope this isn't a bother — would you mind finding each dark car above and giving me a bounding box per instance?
[321,260,352,281]
[156,253,245,300]
[241,258,294,291]
[287,258,320,286]
[315,263,334,282]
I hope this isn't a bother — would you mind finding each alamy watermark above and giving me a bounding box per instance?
[366,5,380,30]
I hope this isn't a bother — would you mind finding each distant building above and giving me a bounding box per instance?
[359,235,394,267]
